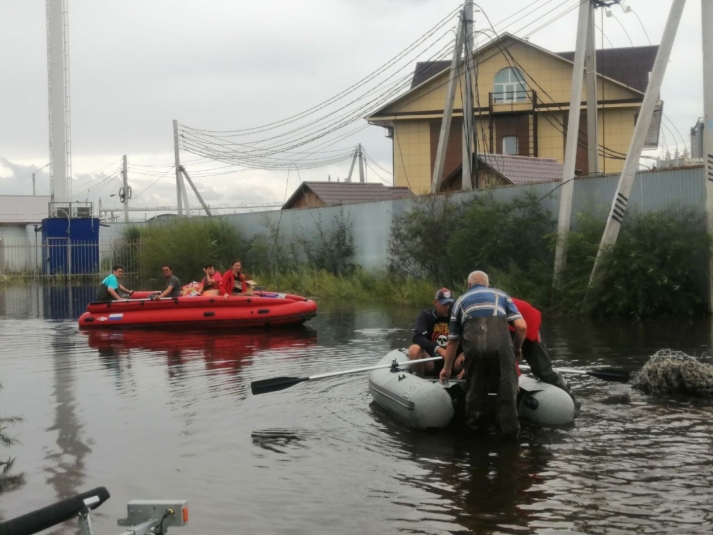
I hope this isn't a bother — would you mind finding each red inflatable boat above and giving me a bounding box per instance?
[78,291,317,329]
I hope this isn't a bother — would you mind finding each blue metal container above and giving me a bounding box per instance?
[41,217,100,275]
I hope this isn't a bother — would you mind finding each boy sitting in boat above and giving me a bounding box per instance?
[96,264,134,302]
[407,288,465,377]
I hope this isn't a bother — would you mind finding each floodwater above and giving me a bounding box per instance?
[0,284,712,535]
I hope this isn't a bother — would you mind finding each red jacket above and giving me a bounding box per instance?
[220,270,247,296]
[510,298,541,342]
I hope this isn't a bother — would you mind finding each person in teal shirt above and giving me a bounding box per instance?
[96,265,134,302]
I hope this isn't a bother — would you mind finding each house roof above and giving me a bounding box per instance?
[557,45,658,94]
[410,45,659,94]
[411,61,451,89]
[0,195,50,224]
[369,33,652,121]
[283,181,413,209]
[479,154,563,184]
[443,154,563,189]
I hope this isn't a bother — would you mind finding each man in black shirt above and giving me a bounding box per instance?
[407,288,464,377]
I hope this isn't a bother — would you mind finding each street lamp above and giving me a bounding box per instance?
[32,162,50,196]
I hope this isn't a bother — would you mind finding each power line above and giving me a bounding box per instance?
[132,165,175,200]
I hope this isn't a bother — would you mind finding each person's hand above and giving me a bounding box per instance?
[223,293,230,300]
[129,290,134,296]
[239,273,245,281]
[457,368,465,380]
[455,353,465,369]
[439,366,452,384]
[515,347,523,361]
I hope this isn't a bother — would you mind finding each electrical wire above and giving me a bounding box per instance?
[606,10,634,47]
[132,166,175,200]
[626,6,652,46]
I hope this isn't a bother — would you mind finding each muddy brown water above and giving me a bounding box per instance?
[0,285,712,534]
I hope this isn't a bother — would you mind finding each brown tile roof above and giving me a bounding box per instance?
[283,182,413,209]
[556,45,658,93]
[443,155,563,189]
[410,46,659,94]
[479,154,563,184]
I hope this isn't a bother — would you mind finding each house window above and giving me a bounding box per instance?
[503,136,518,155]
[493,68,527,103]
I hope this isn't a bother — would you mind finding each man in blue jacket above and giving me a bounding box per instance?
[407,288,464,377]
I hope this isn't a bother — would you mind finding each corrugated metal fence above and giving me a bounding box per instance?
[1,167,703,277]
[219,166,706,270]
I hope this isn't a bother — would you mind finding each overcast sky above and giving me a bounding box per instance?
[0,0,704,214]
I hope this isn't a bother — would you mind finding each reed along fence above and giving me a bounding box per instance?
[0,238,141,279]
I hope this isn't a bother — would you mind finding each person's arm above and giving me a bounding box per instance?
[440,301,462,382]
[107,287,122,300]
[240,274,248,294]
[511,318,527,359]
[220,272,231,298]
[118,284,132,295]
[157,286,172,298]
[412,311,438,356]
[439,340,460,383]
[505,295,527,359]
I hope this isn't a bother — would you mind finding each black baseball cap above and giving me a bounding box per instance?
[435,288,454,305]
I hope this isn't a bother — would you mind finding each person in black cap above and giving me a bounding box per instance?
[407,287,464,377]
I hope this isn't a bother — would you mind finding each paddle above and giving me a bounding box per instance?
[251,356,443,395]
[519,364,630,383]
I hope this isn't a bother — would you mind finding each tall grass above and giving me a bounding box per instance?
[257,267,436,305]
[129,218,247,283]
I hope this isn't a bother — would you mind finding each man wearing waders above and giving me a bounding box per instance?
[440,271,526,439]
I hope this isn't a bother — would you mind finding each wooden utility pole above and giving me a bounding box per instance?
[553,0,591,283]
[586,0,686,295]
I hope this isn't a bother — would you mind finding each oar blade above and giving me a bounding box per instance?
[587,368,630,383]
[251,376,308,395]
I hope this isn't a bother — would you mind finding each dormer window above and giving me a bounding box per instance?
[493,68,527,103]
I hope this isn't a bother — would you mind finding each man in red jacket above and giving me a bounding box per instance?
[510,298,577,405]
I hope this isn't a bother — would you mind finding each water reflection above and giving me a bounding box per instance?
[368,406,553,534]
[45,324,92,506]
[83,327,318,397]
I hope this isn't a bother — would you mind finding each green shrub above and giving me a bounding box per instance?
[388,193,710,319]
[590,209,710,319]
[297,210,355,276]
[129,218,247,283]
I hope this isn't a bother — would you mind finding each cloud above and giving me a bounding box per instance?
[0,0,700,202]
